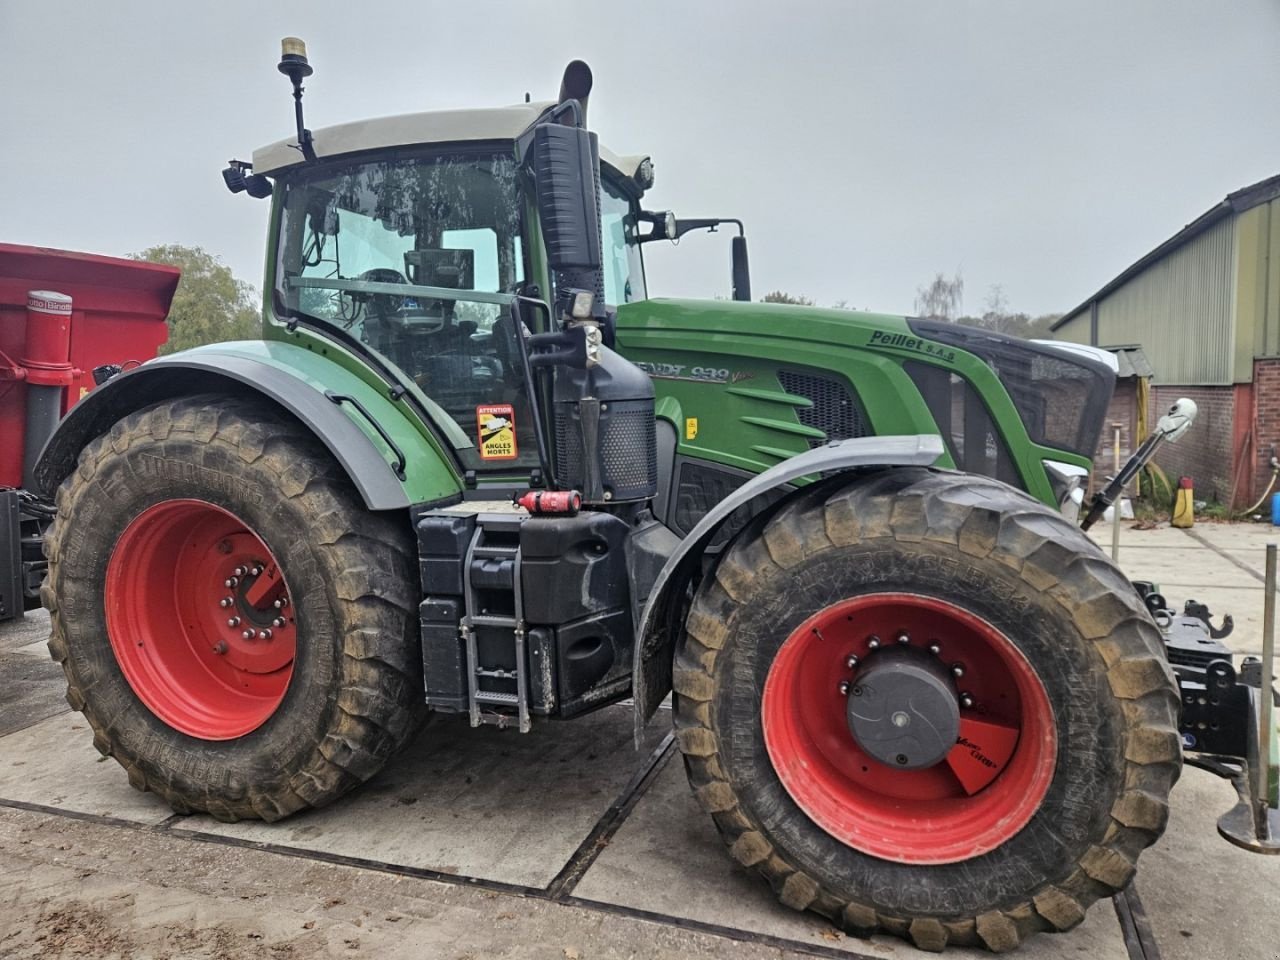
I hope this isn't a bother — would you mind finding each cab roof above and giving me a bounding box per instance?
[251,100,647,189]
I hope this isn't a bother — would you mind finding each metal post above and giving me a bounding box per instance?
[1261,543,1277,814]
[1111,424,1123,562]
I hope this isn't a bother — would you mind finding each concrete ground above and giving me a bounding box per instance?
[0,519,1277,959]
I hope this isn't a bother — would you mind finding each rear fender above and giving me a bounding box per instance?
[35,347,463,510]
[632,433,946,742]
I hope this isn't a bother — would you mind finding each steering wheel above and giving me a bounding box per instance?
[357,268,410,314]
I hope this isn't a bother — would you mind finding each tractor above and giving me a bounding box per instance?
[32,43,1277,952]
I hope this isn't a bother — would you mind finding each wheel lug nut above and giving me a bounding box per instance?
[261,628,273,640]
[960,692,974,709]
[219,597,233,608]
[251,566,263,576]
[242,629,257,640]
[845,654,859,669]
[929,643,941,656]
[212,641,228,654]
[272,617,286,628]
[896,631,910,645]
[838,680,851,696]
[233,566,246,577]
[225,577,239,588]
[227,616,241,627]
[867,636,881,650]
[952,663,965,678]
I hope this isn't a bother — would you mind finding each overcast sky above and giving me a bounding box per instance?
[3,1,1278,318]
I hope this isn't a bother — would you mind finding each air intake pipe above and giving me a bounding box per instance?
[525,62,657,505]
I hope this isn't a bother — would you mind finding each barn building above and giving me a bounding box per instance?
[1052,174,1280,508]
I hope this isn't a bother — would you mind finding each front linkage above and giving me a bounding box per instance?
[1140,579,1280,853]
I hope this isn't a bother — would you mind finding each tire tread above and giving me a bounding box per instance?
[672,468,1180,952]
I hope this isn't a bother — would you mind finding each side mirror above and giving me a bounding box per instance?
[1157,398,1198,443]
[731,235,751,302]
[532,123,602,275]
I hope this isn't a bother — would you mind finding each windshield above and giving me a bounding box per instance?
[600,177,646,305]
[275,151,539,471]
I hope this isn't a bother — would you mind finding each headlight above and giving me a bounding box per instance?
[1043,460,1089,524]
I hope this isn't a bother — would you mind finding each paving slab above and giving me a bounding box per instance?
[0,652,68,736]
[0,609,50,655]
[1087,524,1266,653]
[0,611,69,736]
[178,705,667,889]
[573,759,1130,959]
[0,712,171,823]
[1138,764,1280,960]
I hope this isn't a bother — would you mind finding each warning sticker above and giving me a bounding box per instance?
[476,404,518,460]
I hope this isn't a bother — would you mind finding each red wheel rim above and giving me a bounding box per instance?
[761,593,1056,864]
[105,500,297,740]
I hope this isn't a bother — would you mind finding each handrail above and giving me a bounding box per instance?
[288,275,516,307]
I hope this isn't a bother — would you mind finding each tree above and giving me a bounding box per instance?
[760,290,815,306]
[915,276,1063,340]
[914,271,964,322]
[132,244,260,354]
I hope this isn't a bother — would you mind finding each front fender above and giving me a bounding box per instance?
[632,433,946,742]
[35,343,463,510]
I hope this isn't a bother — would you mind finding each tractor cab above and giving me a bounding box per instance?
[247,88,656,480]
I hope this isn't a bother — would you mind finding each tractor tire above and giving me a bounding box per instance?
[672,468,1180,953]
[43,394,423,821]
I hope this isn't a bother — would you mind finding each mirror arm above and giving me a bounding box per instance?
[673,217,745,240]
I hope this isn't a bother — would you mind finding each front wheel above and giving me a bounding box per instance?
[44,395,422,821]
[673,469,1180,952]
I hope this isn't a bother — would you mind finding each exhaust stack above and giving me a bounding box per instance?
[557,60,592,124]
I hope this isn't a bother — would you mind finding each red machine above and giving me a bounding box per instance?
[0,244,178,619]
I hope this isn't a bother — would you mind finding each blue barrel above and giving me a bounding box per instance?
[1271,491,1280,525]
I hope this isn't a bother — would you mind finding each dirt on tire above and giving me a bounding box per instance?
[672,468,1181,952]
[43,393,423,821]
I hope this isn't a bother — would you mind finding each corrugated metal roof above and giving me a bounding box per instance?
[1106,345,1155,379]
[1052,172,1280,332]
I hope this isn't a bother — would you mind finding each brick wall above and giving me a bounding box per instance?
[1096,380,1138,465]
[1250,359,1280,508]
[1147,384,1237,503]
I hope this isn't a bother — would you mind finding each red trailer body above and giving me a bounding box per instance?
[0,244,178,488]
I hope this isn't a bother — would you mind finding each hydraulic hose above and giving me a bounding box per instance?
[1244,463,1280,517]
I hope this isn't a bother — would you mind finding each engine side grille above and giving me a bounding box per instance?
[600,403,657,498]
[554,399,657,502]
[776,370,870,448]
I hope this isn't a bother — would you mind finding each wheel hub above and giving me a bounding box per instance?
[207,543,293,675]
[845,646,959,769]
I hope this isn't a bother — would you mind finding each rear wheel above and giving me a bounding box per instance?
[673,469,1180,952]
[44,395,422,821]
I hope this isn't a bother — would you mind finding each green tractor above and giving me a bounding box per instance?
[34,44,1268,952]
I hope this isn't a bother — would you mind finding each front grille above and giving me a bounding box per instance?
[906,319,1114,458]
[903,361,1022,489]
[776,370,870,448]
